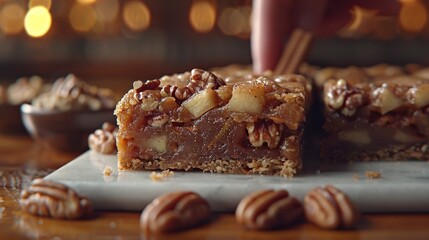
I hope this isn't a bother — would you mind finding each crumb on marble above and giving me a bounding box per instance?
[150,170,175,182]
[365,170,381,179]
[352,174,360,181]
[103,166,113,176]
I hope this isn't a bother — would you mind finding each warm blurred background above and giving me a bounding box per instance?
[1,0,429,93]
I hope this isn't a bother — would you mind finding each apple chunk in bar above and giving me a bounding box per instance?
[115,68,311,177]
[321,72,429,162]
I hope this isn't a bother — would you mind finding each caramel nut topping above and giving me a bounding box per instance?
[236,189,303,230]
[158,97,179,113]
[304,185,359,229]
[88,123,117,154]
[140,191,211,233]
[159,69,226,102]
[133,79,161,93]
[19,178,93,219]
[324,79,364,116]
[190,68,226,91]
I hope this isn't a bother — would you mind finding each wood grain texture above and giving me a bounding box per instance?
[1,135,429,240]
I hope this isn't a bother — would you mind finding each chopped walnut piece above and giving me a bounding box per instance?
[365,170,382,179]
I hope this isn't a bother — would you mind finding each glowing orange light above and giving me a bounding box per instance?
[95,0,119,23]
[189,0,216,33]
[24,6,51,38]
[77,0,97,5]
[340,6,377,37]
[218,7,245,36]
[0,3,25,35]
[29,0,52,10]
[69,3,97,32]
[399,0,427,32]
[123,1,151,31]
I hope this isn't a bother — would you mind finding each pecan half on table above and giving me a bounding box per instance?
[19,178,93,219]
[304,185,360,229]
[140,191,211,233]
[236,189,304,230]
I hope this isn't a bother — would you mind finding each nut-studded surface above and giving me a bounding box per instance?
[235,189,303,230]
[301,64,429,162]
[140,191,211,233]
[19,178,93,219]
[115,66,310,177]
[304,185,359,229]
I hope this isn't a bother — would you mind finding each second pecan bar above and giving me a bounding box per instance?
[313,64,429,162]
[115,66,311,177]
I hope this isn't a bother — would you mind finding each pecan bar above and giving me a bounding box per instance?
[115,66,311,176]
[307,64,429,162]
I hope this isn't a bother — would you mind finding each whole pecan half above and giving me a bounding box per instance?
[236,189,303,230]
[304,185,359,229]
[140,191,211,233]
[88,122,117,154]
[324,79,364,116]
[19,178,93,219]
[247,121,284,149]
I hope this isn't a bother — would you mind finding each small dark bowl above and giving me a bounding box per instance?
[21,104,116,152]
[0,104,27,134]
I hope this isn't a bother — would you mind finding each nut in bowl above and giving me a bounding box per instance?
[0,75,50,134]
[21,74,117,152]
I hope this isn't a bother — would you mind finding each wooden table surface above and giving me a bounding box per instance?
[1,134,429,240]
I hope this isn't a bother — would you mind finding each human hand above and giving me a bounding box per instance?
[252,0,400,73]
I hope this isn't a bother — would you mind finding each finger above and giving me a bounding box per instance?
[316,1,354,36]
[252,0,293,73]
[292,0,328,30]
[352,0,400,16]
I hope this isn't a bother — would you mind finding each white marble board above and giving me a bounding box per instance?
[45,151,429,213]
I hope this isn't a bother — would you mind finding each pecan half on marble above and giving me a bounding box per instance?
[236,189,304,230]
[304,185,359,229]
[140,191,211,233]
[19,178,93,219]
[88,122,117,154]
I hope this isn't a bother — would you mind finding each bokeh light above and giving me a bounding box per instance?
[69,3,97,32]
[123,1,151,32]
[399,0,428,33]
[189,0,216,33]
[218,7,250,37]
[0,3,25,35]
[29,0,52,10]
[77,0,97,5]
[24,6,52,38]
[339,6,378,37]
[95,0,119,23]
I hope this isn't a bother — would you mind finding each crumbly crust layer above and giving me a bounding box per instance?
[119,157,298,177]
